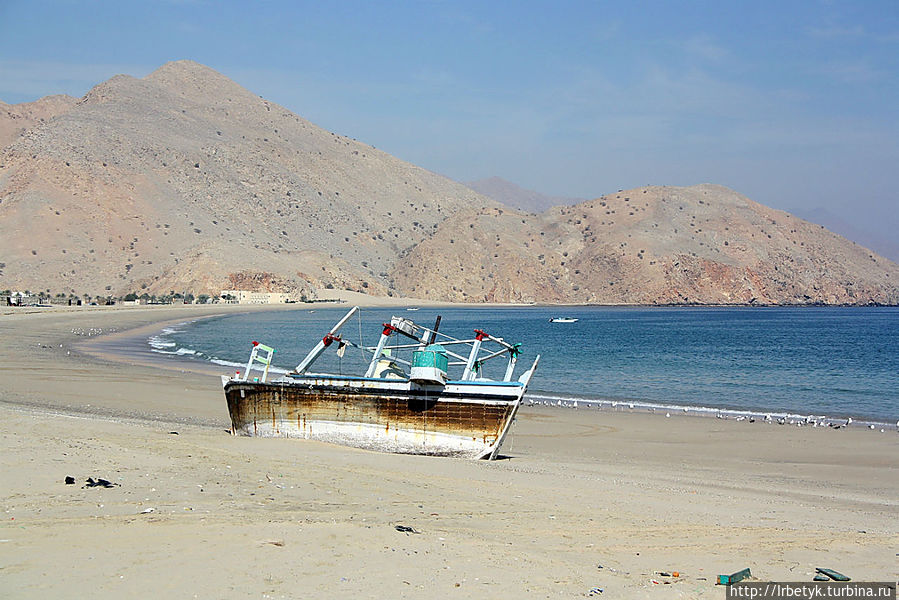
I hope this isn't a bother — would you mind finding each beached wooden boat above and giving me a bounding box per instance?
[222,307,539,459]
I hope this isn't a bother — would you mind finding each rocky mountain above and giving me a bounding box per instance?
[2,61,898,305]
[394,184,899,304]
[0,61,493,298]
[464,176,583,213]
[0,95,78,149]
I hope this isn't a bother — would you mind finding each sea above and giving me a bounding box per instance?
[149,305,899,426]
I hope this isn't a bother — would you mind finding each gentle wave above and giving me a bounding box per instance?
[210,358,245,370]
[209,358,290,376]
[150,347,198,356]
[147,336,176,349]
[146,320,205,358]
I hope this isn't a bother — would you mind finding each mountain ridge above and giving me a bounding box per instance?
[1,61,496,299]
[394,183,899,304]
[1,61,897,305]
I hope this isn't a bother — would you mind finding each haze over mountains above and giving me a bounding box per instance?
[788,206,899,265]
[1,60,898,305]
[464,176,585,214]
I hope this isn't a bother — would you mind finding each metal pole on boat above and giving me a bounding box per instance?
[414,315,442,351]
[428,316,441,345]
[294,306,360,374]
[503,349,518,382]
[364,324,394,377]
[461,330,487,381]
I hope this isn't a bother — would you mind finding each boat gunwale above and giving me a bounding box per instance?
[284,373,525,387]
[225,381,525,405]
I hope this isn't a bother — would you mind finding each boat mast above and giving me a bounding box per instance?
[294,306,360,374]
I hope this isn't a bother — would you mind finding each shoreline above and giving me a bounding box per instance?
[6,301,896,432]
[1,304,897,598]
[75,312,236,378]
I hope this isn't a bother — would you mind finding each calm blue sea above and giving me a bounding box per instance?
[152,306,899,424]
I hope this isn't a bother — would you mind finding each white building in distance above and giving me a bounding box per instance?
[220,290,288,304]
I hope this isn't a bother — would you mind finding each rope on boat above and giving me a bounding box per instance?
[356,307,365,360]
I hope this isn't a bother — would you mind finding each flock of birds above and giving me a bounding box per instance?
[526,397,899,433]
[70,327,117,336]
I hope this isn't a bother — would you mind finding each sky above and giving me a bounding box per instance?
[1,0,897,256]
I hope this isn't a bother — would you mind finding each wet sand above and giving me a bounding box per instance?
[1,304,897,599]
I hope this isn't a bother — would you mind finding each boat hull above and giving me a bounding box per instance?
[224,376,525,459]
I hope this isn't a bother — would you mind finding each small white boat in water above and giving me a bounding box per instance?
[549,317,578,323]
[222,306,540,459]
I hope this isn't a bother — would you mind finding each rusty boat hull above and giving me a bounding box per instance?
[224,375,526,459]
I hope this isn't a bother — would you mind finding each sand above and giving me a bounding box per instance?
[1,304,897,599]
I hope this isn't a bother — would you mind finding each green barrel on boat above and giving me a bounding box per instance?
[411,344,448,384]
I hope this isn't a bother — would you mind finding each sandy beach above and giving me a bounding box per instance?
[1,304,897,599]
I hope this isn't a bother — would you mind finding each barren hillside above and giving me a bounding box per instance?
[392,184,899,304]
[0,94,78,149]
[1,61,897,305]
[0,61,494,298]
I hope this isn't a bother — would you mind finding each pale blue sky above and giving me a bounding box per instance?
[1,1,897,255]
